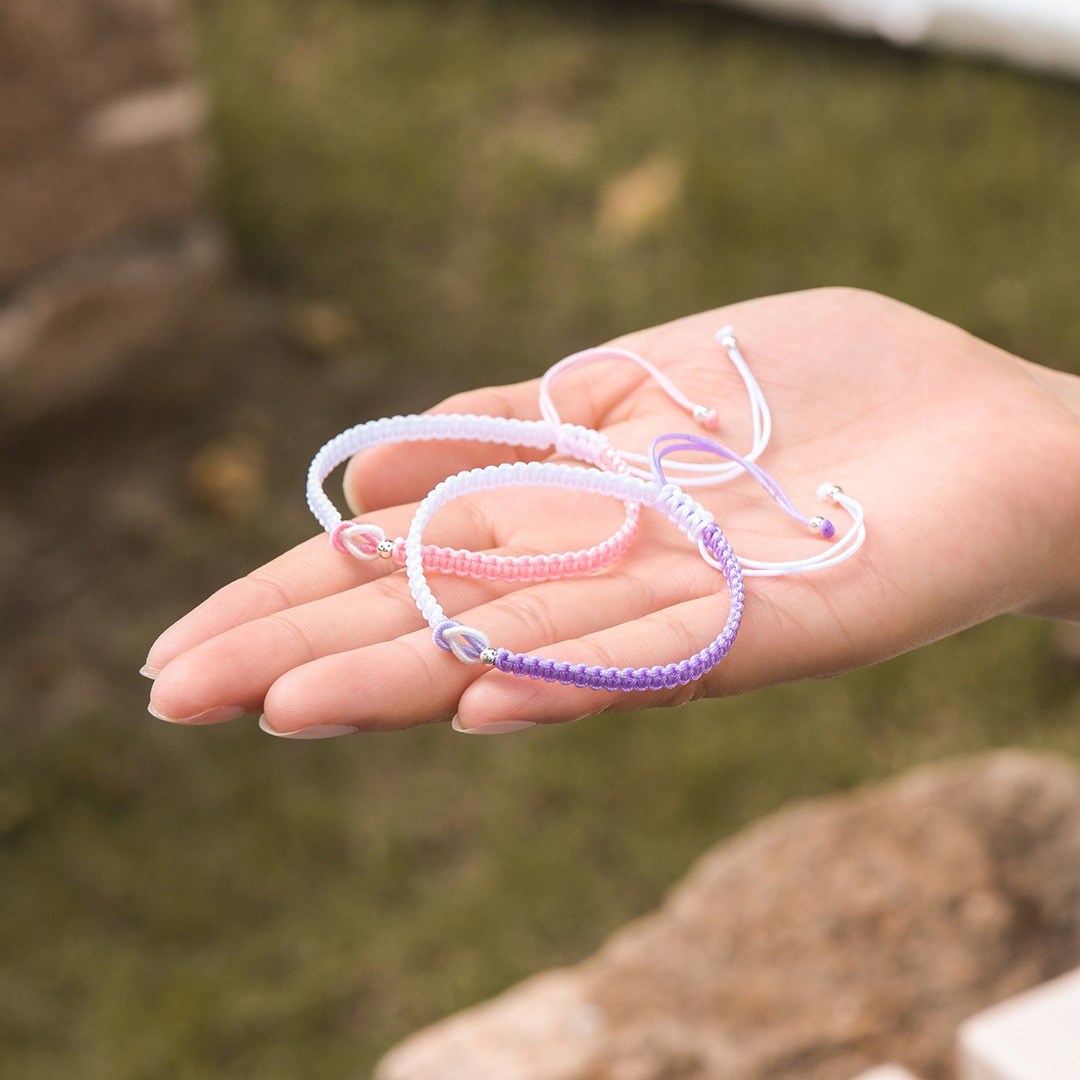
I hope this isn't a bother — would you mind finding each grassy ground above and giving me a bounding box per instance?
[2,1,1080,1077]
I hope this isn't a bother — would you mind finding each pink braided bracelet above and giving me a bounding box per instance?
[309,415,641,582]
[310,333,757,584]
[403,459,744,689]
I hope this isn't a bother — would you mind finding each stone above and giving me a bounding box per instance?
[0,0,225,424]
[0,219,224,422]
[0,0,203,285]
[375,752,1080,1080]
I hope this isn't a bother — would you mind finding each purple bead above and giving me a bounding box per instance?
[820,518,835,539]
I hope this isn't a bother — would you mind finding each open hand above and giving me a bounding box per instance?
[144,288,1080,735]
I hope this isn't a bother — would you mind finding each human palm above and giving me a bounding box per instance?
[146,289,1080,735]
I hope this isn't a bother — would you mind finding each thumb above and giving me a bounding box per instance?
[342,379,546,514]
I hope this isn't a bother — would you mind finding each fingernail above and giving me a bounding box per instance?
[451,715,537,735]
[258,715,359,740]
[139,664,160,680]
[148,703,248,724]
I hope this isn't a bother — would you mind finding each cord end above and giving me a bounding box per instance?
[715,326,737,350]
[693,405,719,430]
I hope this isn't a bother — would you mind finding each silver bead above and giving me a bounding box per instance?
[480,647,497,665]
[824,484,843,500]
[692,404,710,424]
[720,334,738,350]
[376,539,395,558]
[808,515,825,533]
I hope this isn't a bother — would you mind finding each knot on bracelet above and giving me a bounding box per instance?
[433,620,492,664]
[555,424,606,465]
[657,485,714,543]
[330,521,387,559]
[698,522,739,572]
[594,441,632,476]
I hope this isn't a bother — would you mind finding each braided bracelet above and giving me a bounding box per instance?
[405,441,863,686]
[404,459,744,691]
[309,328,776,583]
[307,413,642,582]
[648,433,866,576]
[535,330,865,576]
[307,328,865,588]
[305,328,867,691]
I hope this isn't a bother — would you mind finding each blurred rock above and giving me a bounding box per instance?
[82,82,206,151]
[596,156,683,241]
[375,751,1080,1080]
[0,221,224,422]
[0,0,226,425]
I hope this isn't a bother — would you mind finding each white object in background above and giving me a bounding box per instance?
[707,0,1080,79]
[958,966,1080,1080]
[851,1066,923,1080]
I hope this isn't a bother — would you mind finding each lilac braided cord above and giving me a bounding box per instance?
[649,433,835,539]
[489,521,744,691]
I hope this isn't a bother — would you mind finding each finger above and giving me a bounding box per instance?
[456,594,744,728]
[144,493,497,675]
[455,575,849,729]
[341,357,667,514]
[149,494,656,721]
[343,380,545,515]
[257,543,724,733]
[148,567,502,723]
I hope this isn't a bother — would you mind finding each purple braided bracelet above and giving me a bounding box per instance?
[405,454,745,692]
[488,521,743,691]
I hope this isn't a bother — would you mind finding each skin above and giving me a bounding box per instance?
[145,288,1080,735]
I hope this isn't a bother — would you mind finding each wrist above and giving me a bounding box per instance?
[1012,367,1080,621]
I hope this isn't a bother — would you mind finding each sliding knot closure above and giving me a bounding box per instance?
[330,521,387,558]
[656,484,715,544]
[434,620,492,664]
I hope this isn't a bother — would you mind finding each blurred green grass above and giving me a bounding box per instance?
[199,0,1080,377]
[3,1,1080,1077]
